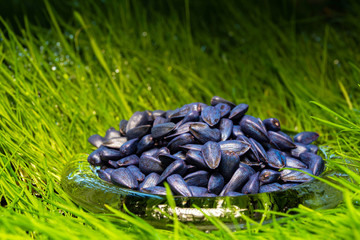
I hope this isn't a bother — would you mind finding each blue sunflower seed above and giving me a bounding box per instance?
[215,103,231,118]
[116,154,140,167]
[127,165,145,182]
[151,122,176,138]
[180,144,203,151]
[136,134,155,154]
[242,162,257,175]
[219,118,233,141]
[202,141,221,169]
[165,121,197,139]
[285,156,307,169]
[119,120,128,136]
[145,110,154,122]
[166,174,192,197]
[185,150,208,169]
[210,96,236,108]
[240,115,269,144]
[104,127,121,140]
[241,172,260,194]
[266,148,286,169]
[263,118,281,132]
[201,106,221,127]
[189,122,221,143]
[175,110,200,129]
[97,169,112,182]
[219,163,253,196]
[306,144,319,154]
[232,125,244,138]
[219,151,240,181]
[157,160,187,184]
[126,125,151,139]
[88,134,105,148]
[173,151,186,160]
[259,169,280,184]
[189,186,208,196]
[110,168,138,189]
[152,110,166,118]
[141,148,160,157]
[87,146,104,166]
[184,170,209,187]
[126,111,149,133]
[219,140,251,156]
[208,172,224,195]
[168,103,199,119]
[119,138,139,157]
[102,137,128,149]
[153,116,170,126]
[100,147,123,161]
[139,172,160,189]
[299,152,325,176]
[268,131,296,150]
[294,131,319,145]
[156,147,171,157]
[290,142,308,158]
[167,133,195,153]
[237,135,259,160]
[229,103,249,120]
[248,138,268,162]
[240,156,265,169]
[280,169,313,183]
[165,110,175,119]
[139,155,164,175]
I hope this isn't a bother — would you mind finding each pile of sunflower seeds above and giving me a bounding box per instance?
[87,96,324,197]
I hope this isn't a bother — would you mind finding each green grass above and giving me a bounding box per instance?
[0,0,360,239]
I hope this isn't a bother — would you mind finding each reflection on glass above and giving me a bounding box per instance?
[62,153,343,227]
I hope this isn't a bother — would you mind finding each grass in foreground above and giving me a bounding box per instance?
[0,0,360,239]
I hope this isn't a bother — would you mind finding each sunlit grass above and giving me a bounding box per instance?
[0,0,360,238]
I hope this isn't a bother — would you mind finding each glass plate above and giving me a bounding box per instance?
[61,152,343,229]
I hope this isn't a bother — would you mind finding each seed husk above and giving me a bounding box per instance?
[88,96,324,198]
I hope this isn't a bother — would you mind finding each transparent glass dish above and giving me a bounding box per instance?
[61,152,343,228]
